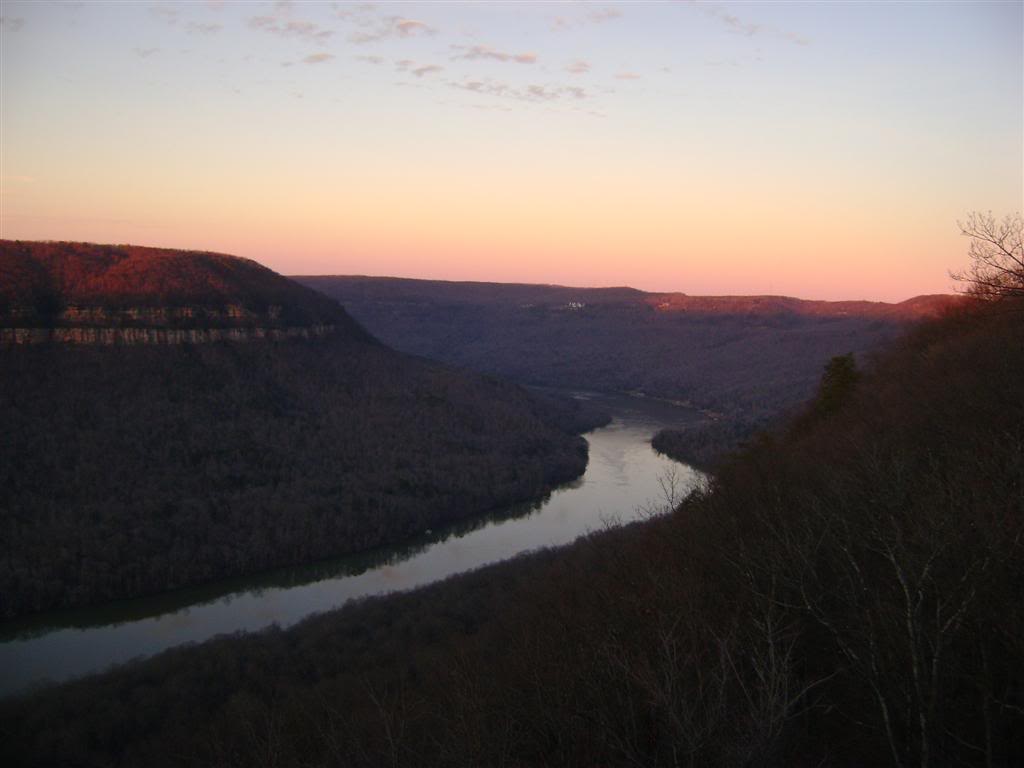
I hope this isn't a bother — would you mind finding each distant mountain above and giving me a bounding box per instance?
[296,276,961,425]
[298,275,956,319]
[641,291,957,319]
[0,242,599,619]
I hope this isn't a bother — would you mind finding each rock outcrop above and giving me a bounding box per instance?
[1,323,337,345]
[1,240,369,345]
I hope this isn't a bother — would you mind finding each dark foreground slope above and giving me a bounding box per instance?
[5,301,1019,766]
[0,242,598,619]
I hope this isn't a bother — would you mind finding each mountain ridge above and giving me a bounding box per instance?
[296,274,959,320]
[0,241,365,337]
[293,275,960,428]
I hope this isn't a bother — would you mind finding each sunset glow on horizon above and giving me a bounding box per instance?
[1,1,1021,301]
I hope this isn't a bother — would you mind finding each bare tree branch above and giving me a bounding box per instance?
[951,212,1024,301]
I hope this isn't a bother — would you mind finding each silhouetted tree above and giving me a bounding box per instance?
[951,212,1024,300]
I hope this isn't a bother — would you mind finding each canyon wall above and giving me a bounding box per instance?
[0,304,336,345]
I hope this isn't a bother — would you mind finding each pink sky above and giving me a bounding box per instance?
[1,1,1021,301]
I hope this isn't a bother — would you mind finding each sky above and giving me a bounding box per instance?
[1,1,1021,301]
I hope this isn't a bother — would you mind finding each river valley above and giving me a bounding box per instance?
[0,392,705,697]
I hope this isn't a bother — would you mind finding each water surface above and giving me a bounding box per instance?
[0,391,705,697]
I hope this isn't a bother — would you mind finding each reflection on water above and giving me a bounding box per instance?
[0,391,705,697]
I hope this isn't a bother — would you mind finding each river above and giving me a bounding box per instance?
[0,391,706,697]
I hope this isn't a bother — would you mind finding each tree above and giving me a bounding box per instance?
[814,353,859,418]
[951,212,1024,300]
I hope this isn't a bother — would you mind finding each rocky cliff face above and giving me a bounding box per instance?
[0,302,339,345]
[1,241,367,346]
[1,323,337,345]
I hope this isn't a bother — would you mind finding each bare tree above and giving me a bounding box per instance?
[951,212,1024,300]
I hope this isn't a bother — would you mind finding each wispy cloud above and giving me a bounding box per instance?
[149,5,181,26]
[249,16,333,43]
[697,3,810,46]
[566,60,590,75]
[186,22,223,35]
[779,30,811,46]
[395,59,443,77]
[355,55,384,65]
[133,47,161,58]
[395,19,432,37]
[0,16,26,32]
[614,71,641,80]
[450,79,588,103]
[707,6,760,36]
[303,53,334,65]
[350,16,436,43]
[552,6,623,31]
[451,44,537,64]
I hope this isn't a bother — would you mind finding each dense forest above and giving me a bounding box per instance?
[0,243,604,619]
[4,294,1019,766]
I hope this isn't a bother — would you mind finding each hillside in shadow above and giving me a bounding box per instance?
[297,276,960,465]
[0,242,602,619]
[5,295,1018,767]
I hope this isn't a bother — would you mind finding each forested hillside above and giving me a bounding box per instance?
[5,296,1018,767]
[0,242,601,619]
[297,276,957,466]
[296,276,956,421]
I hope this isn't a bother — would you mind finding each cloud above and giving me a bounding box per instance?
[614,71,641,80]
[350,16,436,43]
[149,5,181,26]
[303,53,334,65]
[450,79,588,103]
[186,22,223,35]
[133,47,161,58]
[697,4,810,46]
[355,55,384,65]
[412,64,443,78]
[451,45,537,64]
[249,15,333,43]
[566,59,590,75]
[395,19,431,36]
[707,7,760,36]
[551,6,622,31]
[0,16,26,32]
[393,59,442,77]
[780,30,811,46]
